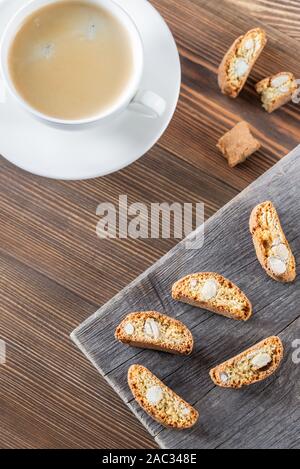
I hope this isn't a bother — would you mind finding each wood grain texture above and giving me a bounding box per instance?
[227,0,300,43]
[1,0,300,449]
[73,147,300,449]
[154,0,300,193]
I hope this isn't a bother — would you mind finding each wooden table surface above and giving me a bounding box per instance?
[0,0,299,449]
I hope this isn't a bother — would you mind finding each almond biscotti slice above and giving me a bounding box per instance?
[218,28,267,97]
[256,72,297,113]
[210,336,283,389]
[172,273,252,321]
[128,365,199,429]
[115,311,193,355]
[250,201,296,282]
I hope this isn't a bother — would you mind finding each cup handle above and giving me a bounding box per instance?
[128,90,166,118]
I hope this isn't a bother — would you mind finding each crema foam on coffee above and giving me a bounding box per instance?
[9,1,134,120]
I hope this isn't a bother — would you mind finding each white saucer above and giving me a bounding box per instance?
[0,0,181,180]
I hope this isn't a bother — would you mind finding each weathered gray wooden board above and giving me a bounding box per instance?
[71,146,300,449]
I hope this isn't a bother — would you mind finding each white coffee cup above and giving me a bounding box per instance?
[0,0,166,129]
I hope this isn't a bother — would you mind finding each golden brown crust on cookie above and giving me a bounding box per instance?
[172,272,252,321]
[217,121,261,167]
[115,311,193,355]
[210,336,284,388]
[218,28,267,97]
[250,201,296,282]
[128,365,199,429]
[256,72,297,112]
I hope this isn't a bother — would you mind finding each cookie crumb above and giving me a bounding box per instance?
[217,121,261,167]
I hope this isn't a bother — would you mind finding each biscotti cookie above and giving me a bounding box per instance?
[250,201,296,282]
[115,311,193,355]
[172,273,252,321]
[256,72,297,113]
[218,28,267,97]
[128,364,199,429]
[210,336,283,388]
[217,121,261,167]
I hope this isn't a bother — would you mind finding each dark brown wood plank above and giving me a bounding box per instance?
[72,147,300,448]
[153,0,300,191]
[0,148,236,307]
[0,252,155,448]
[227,0,300,42]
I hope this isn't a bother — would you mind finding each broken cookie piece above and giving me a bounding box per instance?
[256,72,297,113]
[172,272,252,321]
[128,365,199,428]
[218,28,267,97]
[249,201,296,282]
[217,121,261,167]
[210,336,284,388]
[115,311,193,355]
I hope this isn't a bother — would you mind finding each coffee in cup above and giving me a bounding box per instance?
[8,0,135,120]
